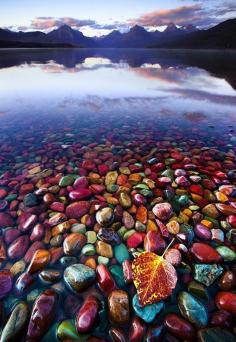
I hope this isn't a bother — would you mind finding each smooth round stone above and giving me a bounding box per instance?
[202,204,219,218]
[166,220,180,235]
[10,260,26,276]
[39,270,61,284]
[127,232,145,248]
[216,246,236,262]
[178,291,208,328]
[30,223,45,242]
[187,280,208,300]
[97,228,121,246]
[109,265,125,288]
[96,207,114,226]
[98,256,109,265]
[57,320,87,341]
[210,310,232,328]
[26,290,58,342]
[74,176,89,189]
[60,256,78,267]
[96,241,113,258]
[164,248,182,266]
[114,244,130,264]
[75,295,100,333]
[50,201,65,212]
[108,290,130,325]
[0,301,29,342]
[216,203,236,215]
[197,327,236,342]
[119,192,132,208]
[152,203,173,221]
[59,175,74,187]
[193,264,223,287]
[122,211,135,229]
[132,294,163,323]
[0,269,13,299]
[15,272,35,295]
[194,224,212,240]
[50,235,63,247]
[105,171,118,186]
[86,231,97,244]
[215,291,236,315]
[71,223,86,234]
[66,201,90,219]
[27,249,51,274]
[219,271,236,291]
[144,231,166,253]
[24,193,38,207]
[129,316,146,342]
[164,313,195,340]
[96,264,116,295]
[81,244,96,256]
[8,235,30,260]
[69,189,92,201]
[0,212,14,228]
[63,233,86,256]
[64,264,96,292]
[190,243,222,263]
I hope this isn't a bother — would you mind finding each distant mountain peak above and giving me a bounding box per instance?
[129,25,147,33]
[165,23,179,32]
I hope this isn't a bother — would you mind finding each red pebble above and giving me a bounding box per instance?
[96,264,117,296]
[215,292,236,316]
[127,232,145,248]
[190,242,222,263]
[129,317,146,342]
[75,295,99,333]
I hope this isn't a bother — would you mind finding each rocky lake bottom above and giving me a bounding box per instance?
[0,49,236,341]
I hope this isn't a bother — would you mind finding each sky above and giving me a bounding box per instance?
[1,0,236,36]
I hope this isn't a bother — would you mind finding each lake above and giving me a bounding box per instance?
[0,49,236,341]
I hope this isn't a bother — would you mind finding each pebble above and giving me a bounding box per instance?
[114,243,130,264]
[190,243,222,263]
[178,291,208,328]
[152,203,173,221]
[64,264,96,292]
[63,232,86,255]
[96,207,114,226]
[75,295,100,333]
[0,269,13,299]
[132,294,163,323]
[0,301,29,342]
[164,313,195,340]
[26,289,58,341]
[193,264,223,286]
[215,292,236,316]
[108,290,130,325]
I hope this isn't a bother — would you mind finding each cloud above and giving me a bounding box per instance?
[129,4,227,28]
[30,17,96,30]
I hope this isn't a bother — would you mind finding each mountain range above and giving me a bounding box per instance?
[0,18,235,49]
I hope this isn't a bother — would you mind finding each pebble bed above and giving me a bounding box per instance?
[0,114,236,341]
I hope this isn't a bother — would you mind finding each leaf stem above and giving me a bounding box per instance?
[162,238,175,258]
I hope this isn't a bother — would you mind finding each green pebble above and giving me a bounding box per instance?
[178,195,189,206]
[106,184,119,193]
[114,243,130,264]
[178,291,208,328]
[216,246,236,262]
[98,256,110,265]
[5,194,17,202]
[118,226,127,237]
[140,189,153,197]
[135,221,146,232]
[189,205,200,211]
[57,320,89,341]
[59,175,74,187]
[123,229,136,240]
[71,223,86,234]
[197,327,236,342]
[86,231,97,244]
[81,244,96,256]
[188,280,208,300]
[109,265,126,288]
